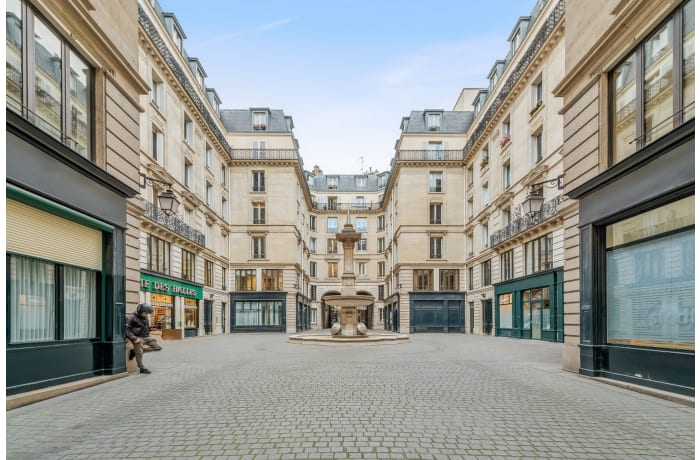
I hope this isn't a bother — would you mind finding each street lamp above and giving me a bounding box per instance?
[522,174,564,215]
[139,172,180,216]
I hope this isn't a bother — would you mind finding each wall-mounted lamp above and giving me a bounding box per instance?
[140,172,180,216]
[522,174,564,215]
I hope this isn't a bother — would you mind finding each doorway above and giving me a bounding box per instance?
[204,300,213,334]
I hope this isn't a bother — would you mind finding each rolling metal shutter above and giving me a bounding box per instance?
[6,198,102,270]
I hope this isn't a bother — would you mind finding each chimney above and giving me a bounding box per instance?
[313,165,323,175]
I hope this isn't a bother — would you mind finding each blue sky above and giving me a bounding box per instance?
[160,0,531,174]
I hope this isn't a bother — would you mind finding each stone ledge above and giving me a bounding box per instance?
[583,376,694,407]
[7,373,128,411]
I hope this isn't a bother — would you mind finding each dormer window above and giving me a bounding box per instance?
[327,176,338,189]
[511,30,521,54]
[426,113,441,131]
[253,111,267,130]
[474,101,481,114]
[355,176,367,188]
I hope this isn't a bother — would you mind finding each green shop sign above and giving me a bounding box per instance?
[140,273,202,300]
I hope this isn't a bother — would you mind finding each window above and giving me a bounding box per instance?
[235,269,256,291]
[378,261,385,277]
[310,215,317,231]
[327,238,338,254]
[377,237,385,253]
[327,217,338,233]
[252,171,265,192]
[482,183,489,207]
[501,249,514,281]
[253,111,267,130]
[430,203,442,224]
[524,233,553,275]
[378,285,384,300]
[468,267,474,290]
[357,262,367,277]
[355,238,367,252]
[311,285,317,300]
[414,269,434,290]
[356,176,367,187]
[205,224,211,248]
[310,237,317,253]
[182,249,195,281]
[252,236,266,259]
[376,215,385,231]
[205,144,213,169]
[147,235,170,274]
[429,236,443,259]
[327,176,338,189]
[235,301,282,327]
[499,293,513,329]
[531,75,543,110]
[184,159,193,188]
[221,267,227,290]
[355,196,365,209]
[467,234,474,256]
[221,164,227,186]
[429,172,443,192]
[467,199,474,219]
[531,129,543,164]
[221,198,228,219]
[261,269,283,291]
[502,115,511,139]
[440,269,459,291]
[328,261,338,278]
[482,223,489,249]
[611,2,694,164]
[6,2,92,158]
[252,140,266,158]
[204,260,214,287]
[481,259,491,286]
[502,161,511,190]
[511,30,521,54]
[151,73,164,110]
[253,203,265,224]
[467,166,474,187]
[8,254,97,343]
[426,112,441,130]
[427,141,443,160]
[184,113,193,146]
[206,183,213,207]
[501,208,511,228]
[310,261,317,277]
[327,196,338,210]
[480,147,489,169]
[356,218,367,232]
[311,309,317,324]
[152,127,164,164]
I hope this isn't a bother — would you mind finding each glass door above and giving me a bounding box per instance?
[531,288,542,340]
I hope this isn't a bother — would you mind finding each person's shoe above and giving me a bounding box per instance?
[140,368,151,374]
[128,349,135,360]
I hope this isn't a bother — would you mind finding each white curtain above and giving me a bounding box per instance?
[63,267,97,339]
[10,256,55,343]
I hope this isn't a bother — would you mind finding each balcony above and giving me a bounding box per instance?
[143,200,205,247]
[312,201,378,211]
[231,149,299,160]
[395,150,464,161]
[490,195,562,247]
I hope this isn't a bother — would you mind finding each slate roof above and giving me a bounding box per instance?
[220,109,294,133]
[306,172,390,192]
[401,110,474,134]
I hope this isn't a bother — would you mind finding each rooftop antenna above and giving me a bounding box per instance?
[359,155,364,173]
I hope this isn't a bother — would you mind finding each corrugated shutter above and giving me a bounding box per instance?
[7,199,102,270]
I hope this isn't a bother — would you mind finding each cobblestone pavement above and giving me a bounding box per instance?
[6,333,695,460]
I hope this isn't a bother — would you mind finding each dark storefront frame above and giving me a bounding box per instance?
[494,268,564,342]
[230,292,286,332]
[409,292,466,333]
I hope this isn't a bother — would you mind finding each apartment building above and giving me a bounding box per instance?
[555,0,694,394]
[6,0,147,393]
[137,0,231,338]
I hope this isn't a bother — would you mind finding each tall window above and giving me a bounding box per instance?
[252,236,266,259]
[310,215,317,231]
[501,249,514,281]
[356,262,367,277]
[206,183,213,206]
[531,74,543,109]
[327,239,338,254]
[221,267,227,290]
[182,249,195,281]
[327,217,338,232]
[354,196,365,208]
[152,127,164,164]
[414,269,434,290]
[252,140,266,158]
[328,261,338,278]
[261,269,283,290]
[147,235,170,274]
[502,161,511,190]
[429,236,443,259]
[531,129,543,164]
[482,183,489,206]
[221,198,228,219]
[482,223,489,249]
[356,239,367,251]
[440,269,459,291]
[501,208,511,227]
[377,215,385,230]
[252,171,265,192]
[205,144,213,169]
[309,237,317,253]
[355,176,367,187]
[253,203,265,224]
[8,255,97,343]
[183,113,193,146]
[221,164,227,186]
[468,234,474,256]
[468,267,474,290]
[378,261,385,277]
[204,260,214,287]
[467,166,474,187]
[327,176,338,189]
[467,199,474,219]
[311,285,317,300]
[327,196,338,210]
[377,237,385,253]
[235,269,256,291]
[524,233,553,275]
[426,112,441,130]
[430,203,442,224]
[429,172,443,192]
[310,261,317,277]
[6,2,92,157]
[253,111,267,130]
[427,141,443,160]
[151,74,164,110]
[481,259,491,286]
[184,160,193,188]
[611,1,694,163]
[356,217,367,232]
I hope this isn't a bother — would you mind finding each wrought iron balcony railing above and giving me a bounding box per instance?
[395,150,464,161]
[312,202,379,211]
[231,149,300,160]
[143,200,206,247]
[490,195,562,247]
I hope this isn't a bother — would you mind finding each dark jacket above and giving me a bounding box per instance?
[126,313,151,341]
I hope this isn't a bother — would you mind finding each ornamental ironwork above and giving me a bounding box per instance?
[143,200,206,247]
[490,195,562,247]
[231,149,300,161]
[395,150,464,161]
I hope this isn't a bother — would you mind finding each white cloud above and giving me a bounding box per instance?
[199,16,298,45]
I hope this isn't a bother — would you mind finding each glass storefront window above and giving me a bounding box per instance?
[499,293,512,329]
[235,301,282,327]
[235,269,256,291]
[643,19,674,144]
[149,293,173,330]
[184,298,198,328]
